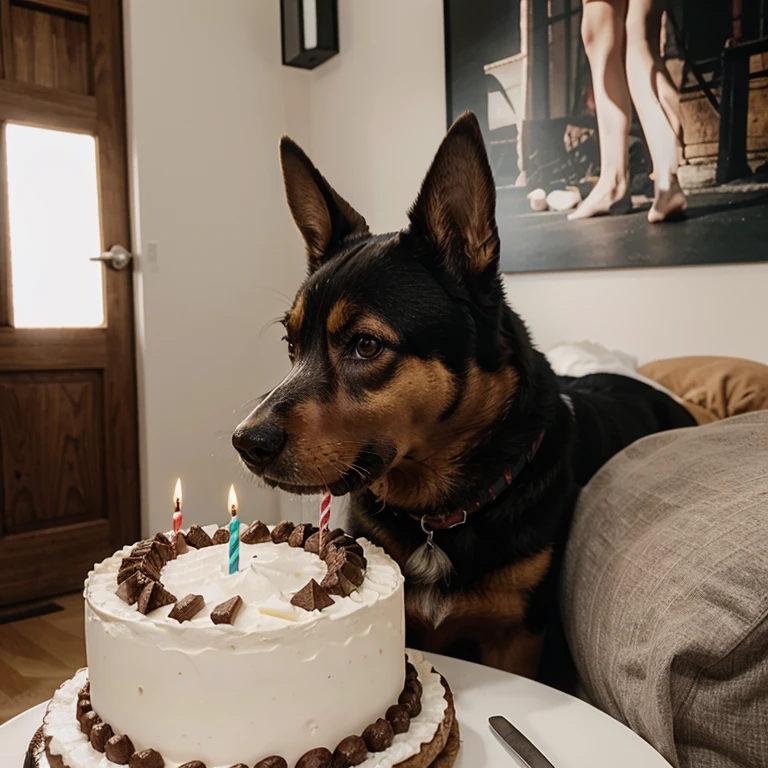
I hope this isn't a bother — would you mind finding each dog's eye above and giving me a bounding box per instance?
[353,335,383,360]
[282,336,296,358]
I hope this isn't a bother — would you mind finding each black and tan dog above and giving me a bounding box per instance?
[232,112,695,680]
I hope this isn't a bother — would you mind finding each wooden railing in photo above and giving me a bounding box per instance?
[718,36,768,183]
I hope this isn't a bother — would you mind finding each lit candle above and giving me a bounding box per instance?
[228,484,240,575]
[172,478,183,537]
[319,491,331,553]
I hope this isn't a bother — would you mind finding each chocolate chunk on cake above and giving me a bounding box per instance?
[241,520,271,544]
[210,595,243,625]
[288,522,316,548]
[186,524,214,549]
[136,581,177,615]
[291,579,334,612]
[270,520,295,543]
[168,594,205,623]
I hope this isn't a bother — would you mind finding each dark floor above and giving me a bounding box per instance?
[499,189,768,273]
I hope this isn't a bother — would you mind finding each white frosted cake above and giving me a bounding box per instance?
[29,522,458,768]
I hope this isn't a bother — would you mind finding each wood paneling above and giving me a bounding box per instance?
[10,3,91,95]
[0,371,104,535]
[0,79,96,131]
[17,0,89,18]
[0,328,108,370]
[0,0,11,79]
[0,519,110,604]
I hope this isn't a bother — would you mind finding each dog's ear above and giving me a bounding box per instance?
[279,136,369,271]
[407,112,499,283]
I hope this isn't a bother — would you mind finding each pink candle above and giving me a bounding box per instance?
[319,491,331,552]
[172,478,183,535]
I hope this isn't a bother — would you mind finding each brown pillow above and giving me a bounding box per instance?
[561,412,768,768]
[638,356,768,425]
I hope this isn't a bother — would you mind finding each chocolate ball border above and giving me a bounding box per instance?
[65,658,423,768]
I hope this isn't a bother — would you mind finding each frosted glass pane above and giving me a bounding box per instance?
[6,124,104,328]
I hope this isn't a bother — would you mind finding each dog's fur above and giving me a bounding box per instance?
[233,113,696,680]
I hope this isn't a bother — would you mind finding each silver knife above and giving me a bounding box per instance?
[489,715,556,768]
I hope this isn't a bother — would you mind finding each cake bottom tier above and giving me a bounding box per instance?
[31,652,458,768]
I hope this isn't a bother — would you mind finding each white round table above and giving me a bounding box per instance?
[1,652,671,767]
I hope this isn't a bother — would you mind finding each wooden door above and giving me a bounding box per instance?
[0,0,139,606]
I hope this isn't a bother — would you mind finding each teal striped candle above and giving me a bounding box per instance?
[228,484,240,575]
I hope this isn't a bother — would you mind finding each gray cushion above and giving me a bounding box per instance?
[561,412,768,768]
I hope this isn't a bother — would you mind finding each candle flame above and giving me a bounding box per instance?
[173,478,182,510]
[228,484,238,517]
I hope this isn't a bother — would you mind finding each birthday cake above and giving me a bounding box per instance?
[26,522,459,768]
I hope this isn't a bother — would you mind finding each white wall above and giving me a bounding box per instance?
[124,0,313,534]
[505,265,768,364]
[309,0,448,234]
[312,0,768,366]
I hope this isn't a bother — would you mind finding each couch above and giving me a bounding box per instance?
[561,408,768,768]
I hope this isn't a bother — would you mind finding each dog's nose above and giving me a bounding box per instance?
[232,422,287,466]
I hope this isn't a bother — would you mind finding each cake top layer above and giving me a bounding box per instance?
[85,524,403,649]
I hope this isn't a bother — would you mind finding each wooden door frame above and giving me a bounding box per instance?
[0,0,140,604]
[89,0,141,549]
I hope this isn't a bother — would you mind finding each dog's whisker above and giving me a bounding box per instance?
[312,440,378,452]
[327,457,357,480]
[325,458,359,495]
[246,286,294,310]
[314,463,330,490]
[259,316,291,339]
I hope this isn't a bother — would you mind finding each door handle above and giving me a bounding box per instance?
[91,245,132,270]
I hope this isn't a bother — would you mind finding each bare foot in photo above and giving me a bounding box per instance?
[568,177,631,220]
[648,174,687,222]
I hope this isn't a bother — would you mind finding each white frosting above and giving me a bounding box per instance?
[83,527,408,766]
[44,653,449,768]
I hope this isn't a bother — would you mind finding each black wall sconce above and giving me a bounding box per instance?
[281,0,339,69]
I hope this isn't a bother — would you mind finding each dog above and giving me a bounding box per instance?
[232,112,696,680]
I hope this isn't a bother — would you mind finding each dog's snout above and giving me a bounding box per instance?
[232,421,287,467]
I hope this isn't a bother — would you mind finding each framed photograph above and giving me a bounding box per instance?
[444,0,768,273]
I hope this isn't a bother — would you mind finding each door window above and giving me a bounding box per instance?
[5,123,104,328]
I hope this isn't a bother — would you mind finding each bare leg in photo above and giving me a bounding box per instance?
[569,0,632,221]
[624,0,687,222]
